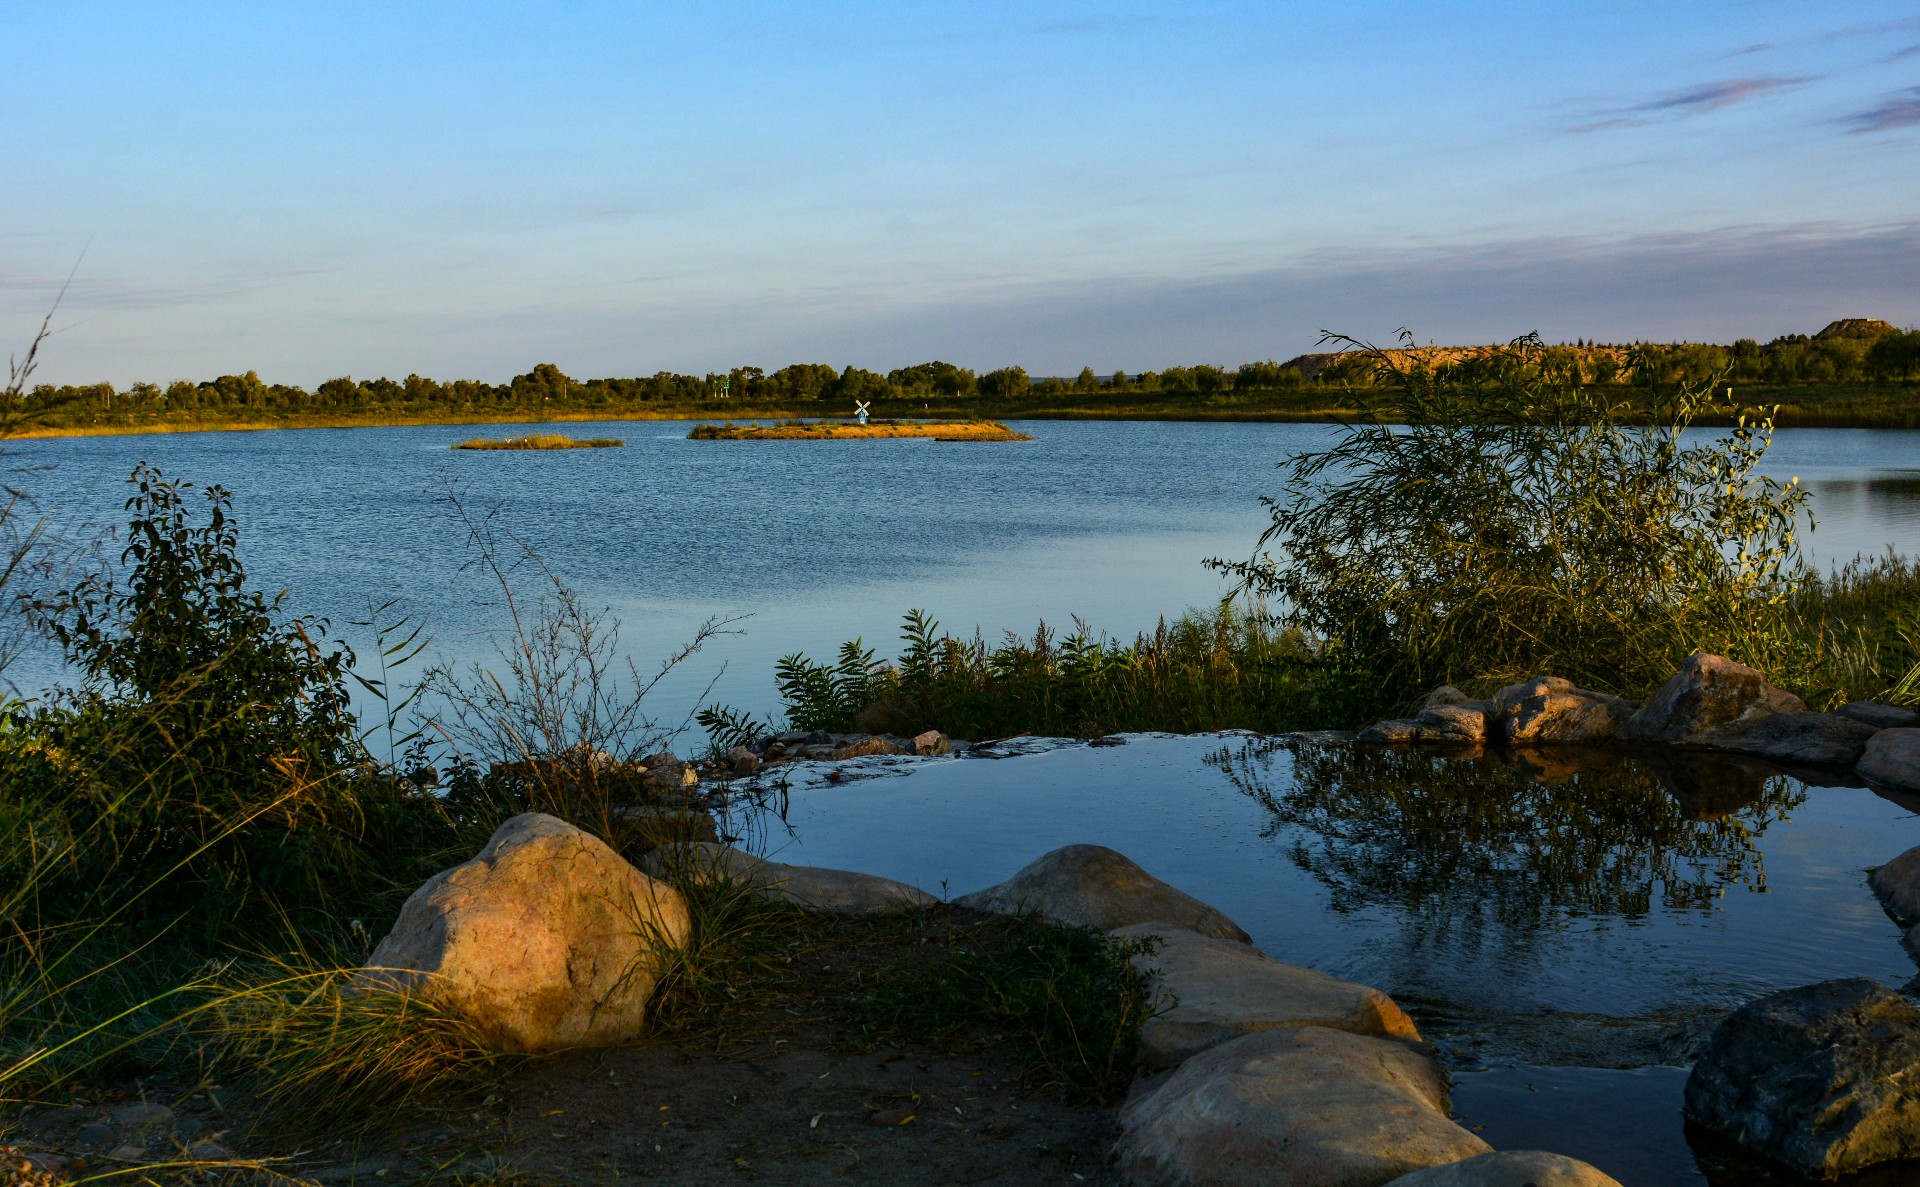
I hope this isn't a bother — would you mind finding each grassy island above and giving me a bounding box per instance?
[451,433,624,450]
[689,418,1031,441]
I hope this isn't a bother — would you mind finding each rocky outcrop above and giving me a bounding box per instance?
[1112,923,1420,1069]
[1115,1028,1491,1187]
[1490,677,1636,746]
[363,813,689,1052]
[911,729,950,756]
[1616,653,1804,745]
[1859,729,1920,792]
[1702,709,1881,768]
[955,844,1251,942]
[1380,1150,1622,1186]
[1358,703,1491,747]
[831,736,906,760]
[1683,978,1920,1178]
[649,842,937,914]
[1871,845,1920,926]
[1839,701,1920,730]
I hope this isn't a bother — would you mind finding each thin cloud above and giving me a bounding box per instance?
[1723,43,1773,59]
[1843,86,1920,133]
[1888,42,1920,62]
[1566,74,1819,132]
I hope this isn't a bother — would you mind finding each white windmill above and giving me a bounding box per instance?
[853,399,871,426]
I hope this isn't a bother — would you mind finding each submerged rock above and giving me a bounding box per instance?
[1617,653,1804,745]
[363,813,689,1052]
[955,844,1251,942]
[649,842,937,914]
[1115,1028,1490,1187]
[1860,729,1920,793]
[1491,677,1636,746]
[1702,709,1881,768]
[1380,1150,1622,1186]
[1839,701,1920,730]
[1683,977,1920,1178]
[1112,923,1421,1069]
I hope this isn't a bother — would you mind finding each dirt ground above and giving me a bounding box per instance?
[7,909,1128,1187]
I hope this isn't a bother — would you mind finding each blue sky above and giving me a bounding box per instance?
[4,1,1918,385]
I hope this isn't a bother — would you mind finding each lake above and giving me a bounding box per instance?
[7,419,1920,724]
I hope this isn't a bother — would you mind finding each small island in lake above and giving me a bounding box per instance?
[451,433,625,450]
[689,419,1031,442]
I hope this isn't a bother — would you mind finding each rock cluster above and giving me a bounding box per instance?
[745,728,959,768]
[1354,652,1919,788]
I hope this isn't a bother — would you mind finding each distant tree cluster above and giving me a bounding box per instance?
[14,321,1918,427]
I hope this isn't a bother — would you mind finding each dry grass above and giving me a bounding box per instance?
[688,419,1030,441]
[450,435,623,451]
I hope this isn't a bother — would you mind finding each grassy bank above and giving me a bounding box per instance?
[688,418,1030,441]
[451,433,624,450]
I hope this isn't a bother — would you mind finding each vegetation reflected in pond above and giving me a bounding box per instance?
[1206,739,1806,945]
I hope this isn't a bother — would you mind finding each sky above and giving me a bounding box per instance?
[4,1,1919,386]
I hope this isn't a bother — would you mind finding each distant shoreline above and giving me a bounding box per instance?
[10,387,1920,440]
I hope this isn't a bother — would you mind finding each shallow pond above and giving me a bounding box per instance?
[737,734,1920,1186]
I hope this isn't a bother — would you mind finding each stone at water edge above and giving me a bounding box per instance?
[1491,676,1637,746]
[830,735,905,759]
[645,841,938,914]
[1114,1027,1491,1187]
[1379,1150,1622,1187]
[911,729,950,756]
[1683,977,1920,1178]
[1839,701,1920,730]
[362,812,690,1053]
[1702,709,1881,768]
[1110,922,1421,1069]
[1357,703,1488,746]
[1859,729,1920,793]
[954,844,1251,942]
[1616,652,1804,744]
[724,745,761,776]
[1872,845,1920,926]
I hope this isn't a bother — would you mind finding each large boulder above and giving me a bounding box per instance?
[1683,978,1920,1178]
[955,844,1250,942]
[1491,677,1636,746]
[1115,1028,1491,1187]
[1860,729,1920,793]
[1871,845,1920,926]
[1112,923,1420,1069]
[1839,701,1920,730]
[363,813,689,1052]
[1702,709,1881,768]
[649,842,937,914]
[1617,653,1804,745]
[1380,1151,1621,1186]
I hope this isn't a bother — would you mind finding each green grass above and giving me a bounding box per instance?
[450,434,623,450]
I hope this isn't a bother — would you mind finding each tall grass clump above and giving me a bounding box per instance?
[1211,332,1816,707]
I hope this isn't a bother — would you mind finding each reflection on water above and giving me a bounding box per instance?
[1208,739,1804,946]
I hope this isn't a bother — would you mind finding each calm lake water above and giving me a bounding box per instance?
[9,418,1920,1184]
[8,419,1920,721]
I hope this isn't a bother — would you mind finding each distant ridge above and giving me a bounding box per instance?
[1813,318,1897,341]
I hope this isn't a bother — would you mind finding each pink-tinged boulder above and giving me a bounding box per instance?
[1859,729,1920,793]
[363,813,689,1052]
[1115,1028,1491,1187]
[1617,653,1804,745]
[955,844,1250,943]
[1381,1150,1622,1186]
[1491,677,1637,746]
[1112,923,1421,1069]
[1870,844,1920,926]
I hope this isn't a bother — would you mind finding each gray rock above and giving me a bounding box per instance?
[1703,709,1881,768]
[107,1145,147,1162]
[1839,701,1920,730]
[1422,685,1470,708]
[955,844,1251,942]
[830,735,906,759]
[1358,703,1488,747]
[1683,977,1920,1178]
[1357,717,1422,744]
[109,1103,173,1129]
[724,745,761,776]
[1115,1028,1491,1187]
[911,729,950,756]
[1860,729,1920,793]
[650,842,937,914]
[363,813,690,1052]
[612,805,718,851]
[1380,1150,1622,1186]
[1618,652,1804,744]
[185,1140,233,1160]
[1112,923,1422,1069]
[1874,845,1920,926]
[1492,677,1636,746]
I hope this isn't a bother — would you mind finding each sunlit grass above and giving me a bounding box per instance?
[451,434,623,450]
[688,419,1030,441]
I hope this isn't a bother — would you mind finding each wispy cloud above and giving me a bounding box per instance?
[1567,74,1819,132]
[1888,42,1920,62]
[1843,86,1920,133]
[1723,43,1773,59]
